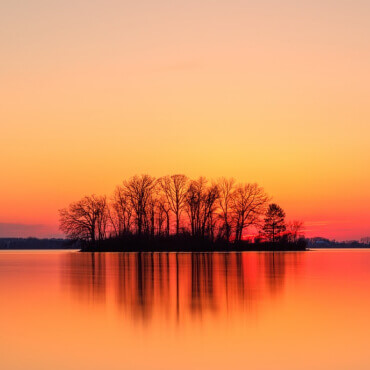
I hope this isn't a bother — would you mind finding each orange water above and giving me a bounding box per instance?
[0,250,369,370]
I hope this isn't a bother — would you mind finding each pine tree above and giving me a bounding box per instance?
[263,204,286,242]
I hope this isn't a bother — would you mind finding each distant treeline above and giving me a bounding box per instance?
[59,174,306,251]
[0,238,76,250]
[308,238,370,249]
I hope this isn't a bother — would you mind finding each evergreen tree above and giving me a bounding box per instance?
[263,204,286,242]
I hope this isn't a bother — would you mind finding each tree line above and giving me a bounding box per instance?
[59,174,304,245]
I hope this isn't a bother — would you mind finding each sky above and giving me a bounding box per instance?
[0,0,369,240]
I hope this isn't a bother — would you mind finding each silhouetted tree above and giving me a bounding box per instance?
[201,183,219,240]
[156,194,171,236]
[360,237,370,245]
[59,195,108,242]
[159,174,188,235]
[186,177,207,237]
[185,178,219,239]
[217,177,235,241]
[232,183,269,242]
[123,175,156,236]
[263,204,286,242]
[110,185,133,236]
[286,220,304,242]
[57,174,306,251]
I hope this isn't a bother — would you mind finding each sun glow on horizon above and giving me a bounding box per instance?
[0,0,369,240]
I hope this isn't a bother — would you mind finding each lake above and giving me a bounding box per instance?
[0,250,369,369]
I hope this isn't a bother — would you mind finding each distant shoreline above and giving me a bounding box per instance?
[0,237,369,251]
[0,238,75,250]
[1,247,369,251]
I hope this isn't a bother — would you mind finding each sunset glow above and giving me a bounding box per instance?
[1,1,369,239]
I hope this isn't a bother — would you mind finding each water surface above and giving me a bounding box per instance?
[0,250,369,369]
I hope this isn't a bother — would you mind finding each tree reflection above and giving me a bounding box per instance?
[63,252,106,304]
[62,252,303,323]
[263,252,286,295]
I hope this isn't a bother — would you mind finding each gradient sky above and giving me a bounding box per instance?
[0,0,369,239]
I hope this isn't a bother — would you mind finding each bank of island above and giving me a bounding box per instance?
[78,234,307,252]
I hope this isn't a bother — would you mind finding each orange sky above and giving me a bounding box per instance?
[0,0,369,239]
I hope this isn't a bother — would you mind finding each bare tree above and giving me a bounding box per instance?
[185,177,219,239]
[186,177,207,237]
[156,194,171,236]
[58,174,284,249]
[159,174,188,235]
[201,183,219,240]
[146,192,157,237]
[110,185,133,236]
[123,175,156,236]
[232,183,269,242]
[360,237,370,245]
[286,220,304,242]
[59,195,108,242]
[217,177,235,241]
[96,196,109,241]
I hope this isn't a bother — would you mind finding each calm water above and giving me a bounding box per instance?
[0,250,369,370]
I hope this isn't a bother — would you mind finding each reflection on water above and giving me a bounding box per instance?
[1,250,370,370]
[61,252,302,323]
